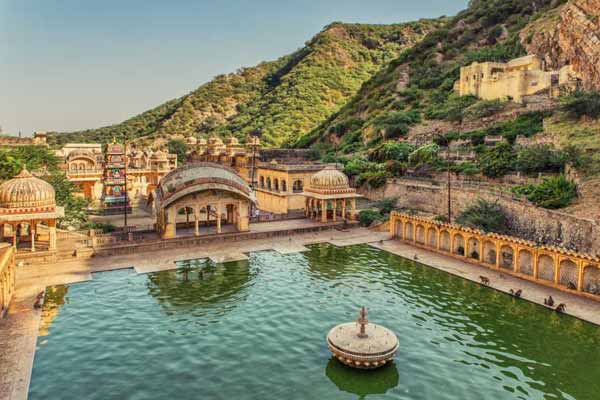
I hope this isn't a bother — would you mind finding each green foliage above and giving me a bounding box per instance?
[356,170,387,188]
[342,156,376,177]
[374,198,397,215]
[368,141,416,163]
[514,144,566,175]
[167,139,188,164]
[358,209,384,227]
[478,141,514,177]
[86,221,117,233]
[450,161,479,176]
[52,21,440,148]
[373,110,421,139]
[560,91,600,120]
[408,144,440,167]
[512,175,577,209]
[425,94,478,122]
[463,99,507,119]
[456,199,509,234]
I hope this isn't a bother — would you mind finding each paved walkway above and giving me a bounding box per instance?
[2,231,600,400]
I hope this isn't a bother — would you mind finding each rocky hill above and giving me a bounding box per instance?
[48,20,443,148]
[522,0,600,90]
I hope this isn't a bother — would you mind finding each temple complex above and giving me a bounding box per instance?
[303,166,360,223]
[455,55,580,103]
[0,169,64,253]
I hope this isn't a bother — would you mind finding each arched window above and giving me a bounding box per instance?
[259,176,265,188]
[293,180,303,193]
[266,177,272,190]
[274,178,279,191]
[282,180,287,192]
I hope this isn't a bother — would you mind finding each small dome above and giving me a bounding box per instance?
[0,169,55,209]
[309,166,350,191]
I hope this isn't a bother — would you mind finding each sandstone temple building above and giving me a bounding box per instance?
[455,55,580,103]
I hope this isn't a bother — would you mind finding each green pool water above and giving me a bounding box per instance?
[30,244,600,400]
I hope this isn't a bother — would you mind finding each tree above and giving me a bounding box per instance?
[560,90,600,119]
[456,199,509,234]
[167,139,188,164]
[512,175,577,209]
[478,141,514,178]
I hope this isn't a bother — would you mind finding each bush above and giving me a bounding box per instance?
[358,209,384,227]
[343,156,377,178]
[512,175,577,209]
[514,145,566,175]
[560,91,600,119]
[369,142,416,163]
[167,139,188,164]
[374,198,397,215]
[425,94,478,122]
[86,221,117,233]
[456,199,509,234]
[464,99,507,119]
[478,141,514,177]
[357,170,387,188]
[408,144,440,167]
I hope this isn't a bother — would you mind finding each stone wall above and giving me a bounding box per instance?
[362,179,600,254]
[0,243,16,318]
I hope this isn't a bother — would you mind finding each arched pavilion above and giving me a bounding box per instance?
[154,163,256,239]
[0,169,64,252]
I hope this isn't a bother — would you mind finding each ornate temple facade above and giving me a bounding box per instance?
[0,169,64,253]
[56,143,178,207]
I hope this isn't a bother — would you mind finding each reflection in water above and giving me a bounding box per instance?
[29,244,600,400]
[146,259,255,314]
[325,358,399,399]
[38,285,69,337]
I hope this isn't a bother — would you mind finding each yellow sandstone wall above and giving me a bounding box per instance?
[390,212,600,300]
[0,243,16,318]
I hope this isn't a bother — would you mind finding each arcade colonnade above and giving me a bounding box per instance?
[305,198,357,223]
[390,212,600,300]
[158,195,250,239]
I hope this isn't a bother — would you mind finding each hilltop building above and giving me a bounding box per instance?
[455,55,579,103]
[0,131,48,148]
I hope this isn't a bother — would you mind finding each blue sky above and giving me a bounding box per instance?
[0,0,467,136]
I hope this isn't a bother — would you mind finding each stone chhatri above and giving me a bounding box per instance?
[327,307,398,369]
[0,168,56,210]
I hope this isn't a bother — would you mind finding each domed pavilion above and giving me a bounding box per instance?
[154,162,256,239]
[0,169,64,252]
[303,166,360,223]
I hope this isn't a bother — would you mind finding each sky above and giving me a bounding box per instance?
[0,0,467,136]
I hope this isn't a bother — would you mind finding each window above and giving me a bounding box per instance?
[293,180,303,193]
[274,179,279,191]
[259,176,265,188]
[282,180,287,192]
[266,177,272,190]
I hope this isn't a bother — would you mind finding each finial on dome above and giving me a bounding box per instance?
[16,167,33,178]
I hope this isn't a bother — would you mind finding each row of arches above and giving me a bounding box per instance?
[391,213,600,298]
[258,176,303,193]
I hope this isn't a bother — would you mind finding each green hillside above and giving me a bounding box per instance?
[49,20,443,147]
[299,0,568,151]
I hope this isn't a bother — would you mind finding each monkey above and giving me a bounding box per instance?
[555,303,567,313]
[479,276,490,285]
[544,296,555,307]
[509,289,522,298]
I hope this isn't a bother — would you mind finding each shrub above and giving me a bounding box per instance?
[425,94,478,122]
[456,199,509,234]
[385,160,407,177]
[369,142,416,163]
[343,156,377,178]
[408,144,440,167]
[512,175,577,209]
[357,170,387,189]
[374,198,397,215]
[514,145,566,175]
[478,141,514,177]
[560,91,600,119]
[464,99,507,119]
[86,221,117,233]
[358,209,384,227]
